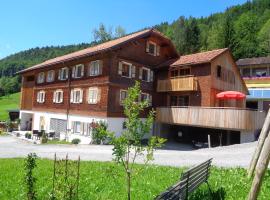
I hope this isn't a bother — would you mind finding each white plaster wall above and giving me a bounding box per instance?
[240,131,255,143]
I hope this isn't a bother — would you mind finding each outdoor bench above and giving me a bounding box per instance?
[155,158,213,200]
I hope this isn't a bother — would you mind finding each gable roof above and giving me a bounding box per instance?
[19,28,177,74]
[171,48,229,66]
[236,56,270,66]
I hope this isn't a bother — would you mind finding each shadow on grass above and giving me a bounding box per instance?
[189,187,226,200]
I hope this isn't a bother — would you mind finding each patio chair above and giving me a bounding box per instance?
[32,130,39,140]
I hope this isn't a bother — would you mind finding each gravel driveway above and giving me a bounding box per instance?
[0,135,257,168]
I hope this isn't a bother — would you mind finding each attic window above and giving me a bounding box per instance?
[217,65,222,78]
[146,41,160,56]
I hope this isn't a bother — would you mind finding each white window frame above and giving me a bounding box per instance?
[118,61,134,78]
[37,90,45,103]
[139,67,153,82]
[146,41,160,56]
[46,70,55,82]
[53,89,63,103]
[72,64,84,78]
[89,60,102,76]
[37,72,45,83]
[70,88,83,104]
[73,121,81,134]
[88,87,99,104]
[58,67,69,80]
[140,93,152,106]
[119,89,128,105]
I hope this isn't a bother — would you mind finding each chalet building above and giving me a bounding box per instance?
[18,29,265,145]
[237,56,270,112]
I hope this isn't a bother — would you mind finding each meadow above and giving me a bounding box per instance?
[0,158,270,200]
[0,93,20,121]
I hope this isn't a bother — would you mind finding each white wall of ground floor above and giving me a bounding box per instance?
[20,110,149,144]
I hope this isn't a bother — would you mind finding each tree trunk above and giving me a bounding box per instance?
[247,130,270,200]
[248,109,270,178]
[127,170,131,200]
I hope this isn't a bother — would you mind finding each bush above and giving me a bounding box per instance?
[41,133,48,144]
[25,132,32,139]
[92,121,111,144]
[71,138,81,144]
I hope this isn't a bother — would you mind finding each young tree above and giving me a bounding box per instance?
[109,81,166,200]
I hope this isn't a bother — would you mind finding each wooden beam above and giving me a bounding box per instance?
[248,109,270,178]
[247,130,270,200]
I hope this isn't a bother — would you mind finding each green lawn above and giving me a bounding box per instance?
[0,159,270,200]
[0,92,20,121]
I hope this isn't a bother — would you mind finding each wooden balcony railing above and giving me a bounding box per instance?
[156,106,265,131]
[157,76,198,92]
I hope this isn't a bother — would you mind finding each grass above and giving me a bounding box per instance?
[0,92,20,121]
[0,159,270,200]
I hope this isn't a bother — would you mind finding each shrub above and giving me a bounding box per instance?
[25,132,32,139]
[92,121,112,144]
[71,138,81,144]
[41,133,48,144]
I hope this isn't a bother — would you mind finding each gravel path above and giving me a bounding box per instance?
[0,135,257,168]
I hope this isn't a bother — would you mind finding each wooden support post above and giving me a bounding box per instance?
[247,130,270,200]
[208,134,211,148]
[248,110,270,178]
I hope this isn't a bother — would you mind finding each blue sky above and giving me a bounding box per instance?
[0,0,247,59]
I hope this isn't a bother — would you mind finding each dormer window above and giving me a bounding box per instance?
[37,72,45,83]
[58,67,69,80]
[46,70,55,82]
[146,41,160,56]
[72,64,84,78]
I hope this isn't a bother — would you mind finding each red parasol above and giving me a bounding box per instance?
[216,91,246,100]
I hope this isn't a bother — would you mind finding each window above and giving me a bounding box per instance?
[140,93,152,106]
[170,69,179,78]
[179,68,190,76]
[89,60,102,76]
[37,72,45,83]
[118,61,135,78]
[37,91,45,103]
[217,65,222,78]
[120,90,128,105]
[73,121,81,134]
[70,88,83,103]
[252,67,267,77]
[88,87,99,104]
[146,41,160,56]
[53,90,63,103]
[72,64,84,78]
[58,67,69,80]
[241,68,251,77]
[139,67,153,82]
[46,70,55,82]
[170,96,189,107]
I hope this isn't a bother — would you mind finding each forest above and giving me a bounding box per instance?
[0,0,269,96]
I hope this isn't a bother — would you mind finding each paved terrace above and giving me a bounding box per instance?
[0,135,257,168]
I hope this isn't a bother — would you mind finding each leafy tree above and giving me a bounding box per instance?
[258,18,270,55]
[109,81,166,200]
[93,23,113,42]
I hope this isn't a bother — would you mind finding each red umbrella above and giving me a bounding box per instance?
[216,91,246,100]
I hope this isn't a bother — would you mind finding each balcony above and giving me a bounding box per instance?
[157,76,198,92]
[156,106,265,131]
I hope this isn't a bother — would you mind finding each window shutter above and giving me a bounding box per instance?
[156,45,160,56]
[118,62,123,75]
[79,90,83,103]
[146,41,150,53]
[42,92,45,103]
[99,60,103,75]
[97,88,101,103]
[150,71,154,82]
[81,65,84,77]
[139,68,142,79]
[72,67,75,78]
[131,65,136,78]
[60,91,63,103]
[71,121,75,133]
[65,68,69,79]
[37,92,39,103]
[53,91,56,103]
[58,70,61,80]
[70,90,74,103]
[149,94,152,106]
